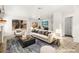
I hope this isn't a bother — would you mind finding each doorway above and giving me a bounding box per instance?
[65,17,72,37]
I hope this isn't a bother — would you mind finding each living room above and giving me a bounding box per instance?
[0,5,79,53]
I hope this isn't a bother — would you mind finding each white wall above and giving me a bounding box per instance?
[2,6,33,36]
[53,11,64,36]
[3,5,79,43]
[2,6,69,37]
[54,6,79,42]
[3,5,53,36]
[60,6,79,42]
[4,16,34,36]
[3,16,12,36]
[72,6,79,42]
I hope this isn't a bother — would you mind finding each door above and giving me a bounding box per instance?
[65,17,72,37]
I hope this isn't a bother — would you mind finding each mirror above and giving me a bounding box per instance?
[32,22,38,29]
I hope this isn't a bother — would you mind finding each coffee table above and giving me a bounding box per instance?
[18,35,35,48]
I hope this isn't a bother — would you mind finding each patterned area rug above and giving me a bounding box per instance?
[6,38,53,53]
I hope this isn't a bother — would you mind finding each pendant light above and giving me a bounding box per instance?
[0,5,6,24]
[0,18,6,23]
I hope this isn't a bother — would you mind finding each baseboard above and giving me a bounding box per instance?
[65,34,73,37]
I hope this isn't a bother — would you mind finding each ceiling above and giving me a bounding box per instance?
[0,5,75,18]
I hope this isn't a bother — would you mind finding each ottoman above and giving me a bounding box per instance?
[18,35,35,48]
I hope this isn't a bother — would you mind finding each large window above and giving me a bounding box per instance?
[42,20,48,30]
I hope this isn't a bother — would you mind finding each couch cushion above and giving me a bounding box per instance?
[31,33,49,42]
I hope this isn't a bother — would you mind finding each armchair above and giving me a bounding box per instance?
[14,29,24,37]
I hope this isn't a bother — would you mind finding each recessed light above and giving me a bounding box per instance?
[38,7,42,10]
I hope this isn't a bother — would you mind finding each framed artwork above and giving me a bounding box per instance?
[12,19,27,30]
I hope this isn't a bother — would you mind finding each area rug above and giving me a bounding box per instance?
[6,37,52,53]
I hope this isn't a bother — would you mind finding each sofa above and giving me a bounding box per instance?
[31,29,60,45]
